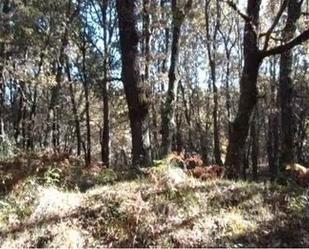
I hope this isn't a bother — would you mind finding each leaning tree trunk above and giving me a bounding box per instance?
[161,0,192,157]
[279,0,303,168]
[116,0,151,169]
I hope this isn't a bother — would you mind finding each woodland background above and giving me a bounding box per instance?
[0,0,308,178]
[0,0,309,247]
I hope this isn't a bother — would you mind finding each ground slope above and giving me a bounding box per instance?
[0,165,308,248]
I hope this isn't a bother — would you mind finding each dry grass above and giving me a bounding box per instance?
[0,159,308,248]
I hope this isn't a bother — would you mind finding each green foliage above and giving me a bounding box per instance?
[0,139,19,160]
[95,168,118,185]
[41,167,62,186]
[287,191,309,218]
[0,178,38,224]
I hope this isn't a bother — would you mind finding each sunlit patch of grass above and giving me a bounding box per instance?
[220,208,257,238]
[287,191,309,218]
[0,177,38,226]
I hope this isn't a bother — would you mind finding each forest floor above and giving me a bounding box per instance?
[0,153,308,248]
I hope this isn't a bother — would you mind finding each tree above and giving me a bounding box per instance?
[224,0,309,178]
[279,0,304,167]
[0,0,11,152]
[116,0,152,169]
[205,0,223,165]
[161,0,193,156]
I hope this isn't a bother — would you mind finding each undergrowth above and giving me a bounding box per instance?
[0,155,308,248]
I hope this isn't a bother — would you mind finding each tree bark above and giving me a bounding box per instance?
[205,0,223,165]
[116,0,152,169]
[81,31,92,166]
[250,109,259,180]
[101,0,110,167]
[161,0,192,157]
[0,0,10,151]
[267,56,279,181]
[225,0,262,178]
[225,0,309,178]
[66,60,82,156]
[279,0,303,167]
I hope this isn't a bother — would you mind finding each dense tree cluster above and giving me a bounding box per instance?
[0,0,308,179]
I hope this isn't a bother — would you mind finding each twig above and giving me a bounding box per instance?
[224,0,251,23]
[262,0,288,51]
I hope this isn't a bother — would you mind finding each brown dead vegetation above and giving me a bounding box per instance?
[188,165,225,180]
[168,152,225,181]
[0,152,78,193]
[286,163,309,187]
[168,152,204,169]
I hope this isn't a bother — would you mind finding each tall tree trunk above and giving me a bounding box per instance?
[101,78,109,166]
[179,80,193,150]
[27,84,37,150]
[101,0,110,166]
[267,56,279,180]
[14,81,26,146]
[205,0,223,165]
[0,0,10,151]
[116,0,151,169]
[225,0,309,178]
[158,0,170,157]
[250,108,259,180]
[161,0,192,156]
[279,0,303,167]
[66,60,82,156]
[81,33,92,166]
[225,0,262,178]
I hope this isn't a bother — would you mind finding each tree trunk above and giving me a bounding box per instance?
[0,0,10,151]
[101,78,109,166]
[267,56,279,181]
[81,33,91,166]
[205,0,223,165]
[14,81,25,145]
[27,84,37,150]
[225,0,262,178]
[161,0,192,156]
[101,0,110,167]
[279,0,303,167]
[251,109,259,180]
[116,0,151,169]
[66,60,82,156]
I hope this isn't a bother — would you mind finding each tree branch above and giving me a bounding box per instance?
[262,0,288,51]
[260,29,309,58]
[106,77,122,82]
[224,0,251,23]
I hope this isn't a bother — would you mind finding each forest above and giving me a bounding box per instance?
[0,0,309,247]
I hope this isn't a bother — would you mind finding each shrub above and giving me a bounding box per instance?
[95,168,118,185]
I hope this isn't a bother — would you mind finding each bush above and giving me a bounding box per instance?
[0,178,38,225]
[95,168,118,185]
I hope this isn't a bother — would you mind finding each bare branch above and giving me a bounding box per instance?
[224,0,251,23]
[260,29,309,58]
[262,0,288,51]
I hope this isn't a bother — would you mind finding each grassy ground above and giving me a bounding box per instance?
[0,155,308,248]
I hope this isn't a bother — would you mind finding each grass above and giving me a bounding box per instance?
[0,158,308,248]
